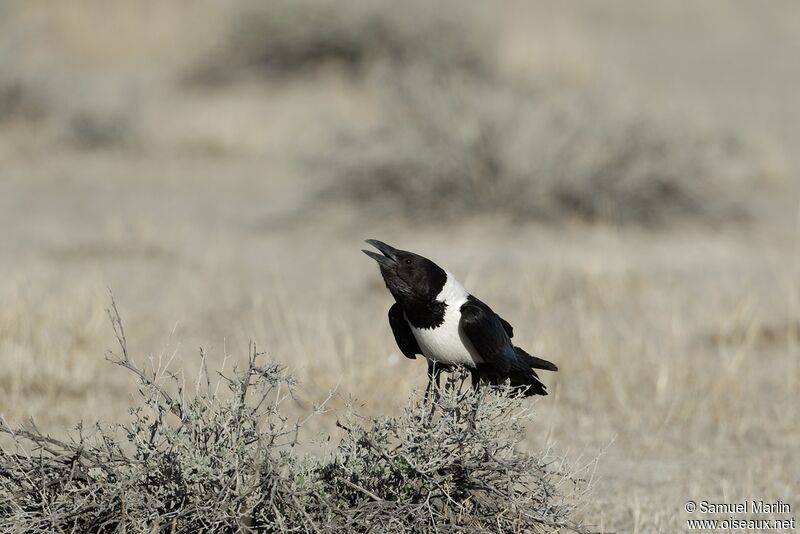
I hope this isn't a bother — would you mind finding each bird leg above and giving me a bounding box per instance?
[470,368,480,389]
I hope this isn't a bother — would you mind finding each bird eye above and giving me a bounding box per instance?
[404,258,413,265]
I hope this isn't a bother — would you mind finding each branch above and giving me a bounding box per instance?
[339,478,384,502]
[105,293,183,419]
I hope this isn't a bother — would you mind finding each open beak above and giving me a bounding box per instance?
[362,239,400,269]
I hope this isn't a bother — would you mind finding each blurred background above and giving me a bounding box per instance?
[1,1,798,530]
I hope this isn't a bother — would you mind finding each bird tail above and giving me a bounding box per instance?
[473,347,556,397]
[504,346,557,396]
[513,346,558,372]
[506,369,548,396]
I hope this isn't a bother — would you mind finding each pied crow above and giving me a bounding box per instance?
[363,239,557,396]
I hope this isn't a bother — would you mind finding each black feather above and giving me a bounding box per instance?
[460,296,555,396]
[388,303,420,359]
[459,298,513,374]
[513,346,558,372]
[498,315,514,338]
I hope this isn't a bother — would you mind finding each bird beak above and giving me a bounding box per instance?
[362,239,400,269]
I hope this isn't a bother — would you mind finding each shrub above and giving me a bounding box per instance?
[0,17,137,146]
[190,0,490,83]
[0,78,45,123]
[0,299,590,532]
[0,22,47,124]
[0,300,325,532]
[321,374,590,532]
[322,79,771,226]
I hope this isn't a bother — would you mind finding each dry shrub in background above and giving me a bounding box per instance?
[190,0,490,83]
[0,302,590,533]
[0,18,48,124]
[322,76,771,226]
[0,7,140,148]
[207,0,774,227]
[0,73,43,125]
[196,0,774,227]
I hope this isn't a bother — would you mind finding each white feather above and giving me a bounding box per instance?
[407,272,484,367]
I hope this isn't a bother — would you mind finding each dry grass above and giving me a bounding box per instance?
[0,0,799,532]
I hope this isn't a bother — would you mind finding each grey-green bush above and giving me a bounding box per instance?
[0,300,589,533]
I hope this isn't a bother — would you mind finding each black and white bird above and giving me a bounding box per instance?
[363,239,557,397]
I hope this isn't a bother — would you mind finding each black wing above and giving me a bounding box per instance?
[471,303,557,371]
[460,296,553,396]
[388,303,420,359]
[459,298,514,374]
[497,315,514,338]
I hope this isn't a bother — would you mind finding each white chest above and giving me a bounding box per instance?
[406,272,483,368]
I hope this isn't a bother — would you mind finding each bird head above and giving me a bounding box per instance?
[362,239,447,305]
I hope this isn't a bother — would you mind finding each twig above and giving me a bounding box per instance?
[105,292,183,419]
[339,478,384,502]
